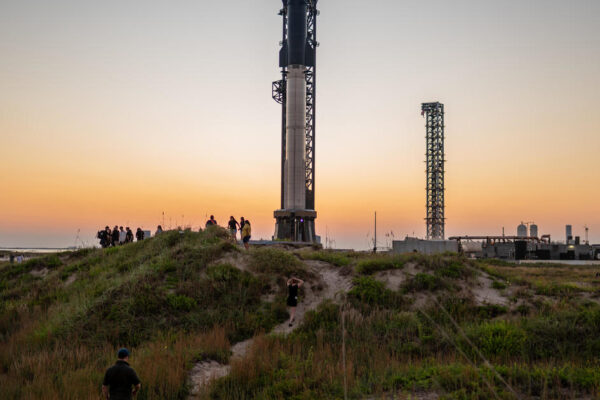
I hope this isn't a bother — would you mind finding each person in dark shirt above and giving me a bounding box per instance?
[111,226,120,247]
[286,277,304,327]
[135,228,144,242]
[205,215,217,228]
[228,216,240,241]
[102,348,141,400]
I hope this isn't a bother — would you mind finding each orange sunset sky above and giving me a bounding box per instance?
[1,0,599,249]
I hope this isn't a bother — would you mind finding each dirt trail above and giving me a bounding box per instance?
[187,259,352,398]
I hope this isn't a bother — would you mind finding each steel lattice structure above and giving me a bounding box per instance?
[272,0,318,211]
[422,102,445,240]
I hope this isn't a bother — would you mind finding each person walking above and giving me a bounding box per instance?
[102,348,141,400]
[241,219,251,250]
[135,228,144,241]
[228,216,240,241]
[286,277,304,327]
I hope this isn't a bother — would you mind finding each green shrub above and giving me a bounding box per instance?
[491,280,507,290]
[467,320,526,357]
[166,294,197,312]
[249,247,308,277]
[301,250,351,266]
[349,276,404,308]
[403,273,446,292]
[356,255,406,274]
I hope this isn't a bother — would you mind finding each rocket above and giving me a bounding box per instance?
[280,0,315,211]
[273,0,318,243]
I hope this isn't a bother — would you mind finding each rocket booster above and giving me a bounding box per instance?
[281,0,314,210]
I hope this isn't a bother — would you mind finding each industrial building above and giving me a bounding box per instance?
[450,224,600,261]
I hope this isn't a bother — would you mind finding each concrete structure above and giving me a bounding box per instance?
[530,224,538,238]
[392,237,458,255]
[566,225,573,243]
[517,223,527,237]
[272,0,318,242]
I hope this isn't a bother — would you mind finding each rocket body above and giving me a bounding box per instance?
[284,65,307,209]
[283,0,309,210]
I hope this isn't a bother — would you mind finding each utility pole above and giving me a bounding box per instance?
[373,211,377,253]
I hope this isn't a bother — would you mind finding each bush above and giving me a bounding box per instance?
[403,273,447,292]
[300,250,351,267]
[467,320,526,357]
[249,247,309,278]
[491,280,507,290]
[356,255,406,275]
[349,276,404,308]
[167,294,197,312]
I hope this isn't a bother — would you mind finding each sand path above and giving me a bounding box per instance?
[187,259,352,398]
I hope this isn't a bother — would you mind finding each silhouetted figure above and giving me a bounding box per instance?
[205,215,217,228]
[111,226,120,247]
[287,277,304,327]
[135,228,144,241]
[125,227,134,243]
[102,348,141,400]
[155,225,163,236]
[228,216,240,240]
[97,226,111,248]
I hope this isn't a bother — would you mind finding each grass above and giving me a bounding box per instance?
[0,230,289,399]
[2,242,600,399]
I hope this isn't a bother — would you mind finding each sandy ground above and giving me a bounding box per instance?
[472,274,509,306]
[187,258,353,398]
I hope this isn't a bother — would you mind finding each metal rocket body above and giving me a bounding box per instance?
[282,0,311,210]
[273,0,318,243]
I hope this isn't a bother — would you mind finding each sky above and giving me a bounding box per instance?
[1,0,599,249]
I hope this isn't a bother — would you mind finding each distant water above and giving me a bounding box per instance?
[0,247,78,254]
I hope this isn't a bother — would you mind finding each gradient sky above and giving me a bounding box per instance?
[1,0,599,249]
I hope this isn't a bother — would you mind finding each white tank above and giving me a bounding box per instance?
[517,223,527,237]
[529,224,538,238]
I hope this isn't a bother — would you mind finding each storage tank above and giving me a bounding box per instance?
[530,224,538,238]
[517,223,527,237]
[566,225,573,242]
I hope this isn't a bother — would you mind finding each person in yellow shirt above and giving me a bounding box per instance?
[241,220,251,250]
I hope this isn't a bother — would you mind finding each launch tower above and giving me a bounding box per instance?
[422,102,445,240]
[273,0,319,242]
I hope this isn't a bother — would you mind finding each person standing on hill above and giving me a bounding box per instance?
[155,225,163,236]
[135,228,144,241]
[241,219,251,250]
[119,226,126,245]
[287,277,304,327]
[102,348,141,400]
[125,227,134,243]
[228,216,240,241]
[205,215,217,228]
[112,226,120,247]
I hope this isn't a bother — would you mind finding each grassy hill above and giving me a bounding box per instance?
[1,229,600,399]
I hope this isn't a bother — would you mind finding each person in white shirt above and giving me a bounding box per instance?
[119,226,126,245]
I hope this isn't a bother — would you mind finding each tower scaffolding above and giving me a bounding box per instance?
[422,102,445,240]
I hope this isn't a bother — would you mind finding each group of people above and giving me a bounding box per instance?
[97,215,253,250]
[205,215,252,250]
[97,226,145,248]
